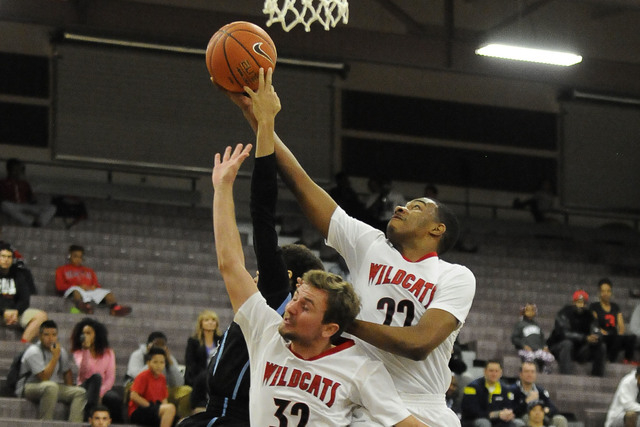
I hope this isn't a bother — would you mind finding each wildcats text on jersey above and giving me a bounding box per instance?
[263,361,342,407]
[368,263,437,308]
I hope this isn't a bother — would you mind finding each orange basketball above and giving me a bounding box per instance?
[206,21,277,93]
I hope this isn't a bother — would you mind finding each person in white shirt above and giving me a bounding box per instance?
[605,367,640,427]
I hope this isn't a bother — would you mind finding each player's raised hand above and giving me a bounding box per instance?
[244,67,280,124]
[212,143,252,188]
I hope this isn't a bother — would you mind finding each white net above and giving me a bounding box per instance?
[263,0,349,32]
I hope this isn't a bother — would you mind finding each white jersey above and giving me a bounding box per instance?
[235,292,412,427]
[327,207,476,395]
[605,370,640,427]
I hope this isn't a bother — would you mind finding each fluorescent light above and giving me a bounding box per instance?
[475,43,582,66]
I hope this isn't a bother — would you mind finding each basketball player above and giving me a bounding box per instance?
[178,76,324,427]
[210,70,428,426]
[238,68,476,427]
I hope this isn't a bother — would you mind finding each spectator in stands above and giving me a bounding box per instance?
[16,319,87,422]
[629,303,640,354]
[461,359,524,427]
[128,347,176,427]
[604,366,640,427]
[446,375,463,419]
[0,242,48,343]
[55,244,132,316]
[183,309,223,413]
[364,175,406,231]
[512,179,555,223]
[510,361,568,427]
[0,158,57,227]
[525,400,549,427]
[126,331,192,419]
[328,171,368,222]
[70,317,123,423]
[590,278,638,364]
[547,289,606,376]
[89,404,112,427]
[511,303,555,373]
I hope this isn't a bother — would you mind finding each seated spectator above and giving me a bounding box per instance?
[512,179,555,223]
[590,278,638,364]
[0,158,57,227]
[511,303,555,373]
[55,244,132,316]
[89,404,112,427]
[184,309,223,413]
[128,347,176,427]
[1,242,48,343]
[70,317,124,423]
[364,175,405,231]
[546,289,606,376]
[604,366,640,427]
[328,171,368,222]
[126,331,192,419]
[16,320,87,422]
[510,361,568,427]
[461,360,524,427]
[525,400,549,427]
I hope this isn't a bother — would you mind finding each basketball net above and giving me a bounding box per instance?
[263,0,349,32]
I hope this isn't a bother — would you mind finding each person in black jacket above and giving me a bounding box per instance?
[177,85,324,427]
[461,360,524,427]
[183,309,223,412]
[546,289,606,376]
[0,242,47,343]
[510,361,567,427]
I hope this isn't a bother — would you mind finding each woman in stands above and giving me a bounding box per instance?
[70,317,123,422]
[184,310,223,413]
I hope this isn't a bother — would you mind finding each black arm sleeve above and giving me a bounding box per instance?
[251,154,290,309]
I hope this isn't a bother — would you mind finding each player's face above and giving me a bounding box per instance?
[598,283,612,303]
[519,363,537,384]
[69,250,83,267]
[89,410,112,427]
[484,363,502,384]
[279,283,329,345]
[386,198,440,243]
[0,249,13,270]
[148,354,166,376]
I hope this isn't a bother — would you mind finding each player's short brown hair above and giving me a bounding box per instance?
[302,270,360,337]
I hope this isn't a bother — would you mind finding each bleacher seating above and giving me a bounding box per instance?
[1,197,639,426]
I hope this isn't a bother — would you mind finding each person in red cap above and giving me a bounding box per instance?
[546,289,606,376]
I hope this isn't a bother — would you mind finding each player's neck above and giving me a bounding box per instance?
[289,340,334,360]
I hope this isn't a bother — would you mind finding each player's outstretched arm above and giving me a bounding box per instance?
[213,143,259,313]
[245,67,279,158]
[349,308,459,361]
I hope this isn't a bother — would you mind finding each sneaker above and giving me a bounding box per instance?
[110,305,132,317]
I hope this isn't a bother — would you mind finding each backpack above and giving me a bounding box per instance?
[6,349,28,395]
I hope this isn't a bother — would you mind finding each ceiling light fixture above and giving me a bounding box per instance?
[475,43,582,66]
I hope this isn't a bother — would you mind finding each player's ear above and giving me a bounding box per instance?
[430,223,446,237]
[321,322,340,339]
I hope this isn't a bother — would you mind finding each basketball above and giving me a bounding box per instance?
[206,21,277,93]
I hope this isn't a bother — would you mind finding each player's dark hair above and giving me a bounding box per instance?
[40,320,58,333]
[597,278,612,289]
[70,317,110,356]
[282,244,324,291]
[147,331,167,344]
[302,270,360,337]
[68,244,84,254]
[145,346,167,362]
[434,201,459,255]
[636,366,640,377]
